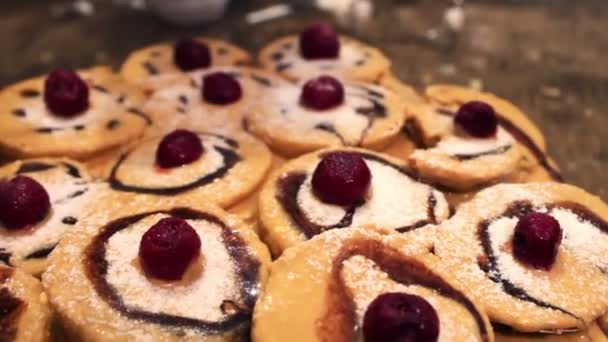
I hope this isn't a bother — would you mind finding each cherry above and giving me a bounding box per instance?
[138,217,201,281]
[363,292,440,342]
[173,39,212,71]
[311,152,371,206]
[202,72,242,105]
[513,212,562,270]
[156,129,204,168]
[44,69,89,117]
[454,101,498,138]
[299,22,340,60]
[300,75,345,111]
[0,176,51,230]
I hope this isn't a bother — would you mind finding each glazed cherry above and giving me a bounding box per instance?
[202,72,242,105]
[44,69,89,117]
[300,75,345,111]
[156,129,204,168]
[173,39,212,71]
[454,101,498,138]
[513,212,562,270]
[363,292,440,342]
[311,152,371,206]
[139,217,201,281]
[0,176,51,230]
[299,22,340,60]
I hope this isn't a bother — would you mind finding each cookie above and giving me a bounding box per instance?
[0,265,52,342]
[43,199,270,341]
[0,67,150,160]
[494,322,608,342]
[253,227,494,342]
[434,182,608,333]
[0,158,100,276]
[120,37,251,89]
[247,75,406,158]
[102,129,272,209]
[143,66,288,136]
[259,23,390,82]
[258,148,449,257]
[406,85,561,192]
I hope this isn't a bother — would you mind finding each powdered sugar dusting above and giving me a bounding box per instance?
[105,213,241,321]
[341,255,485,341]
[437,127,513,156]
[296,157,449,230]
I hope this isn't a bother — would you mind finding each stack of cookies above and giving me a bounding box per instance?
[1,22,606,342]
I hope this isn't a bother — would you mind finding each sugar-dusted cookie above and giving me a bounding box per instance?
[253,227,494,342]
[120,37,251,88]
[406,85,560,192]
[0,67,150,160]
[0,158,101,275]
[247,75,405,157]
[103,128,271,209]
[259,148,449,256]
[43,199,270,341]
[0,264,52,342]
[259,22,390,82]
[434,183,608,333]
[143,66,288,135]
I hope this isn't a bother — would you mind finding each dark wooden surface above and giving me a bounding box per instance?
[1,0,606,199]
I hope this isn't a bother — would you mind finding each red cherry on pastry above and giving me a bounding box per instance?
[139,217,201,281]
[311,152,371,206]
[156,129,204,168]
[174,39,212,71]
[363,292,440,342]
[300,75,345,111]
[454,101,498,138]
[202,72,242,105]
[0,176,51,230]
[44,69,89,117]
[513,212,562,270]
[299,22,340,60]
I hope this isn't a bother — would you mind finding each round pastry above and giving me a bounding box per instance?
[0,264,52,342]
[43,200,270,341]
[258,148,450,256]
[104,128,272,209]
[120,37,250,88]
[406,85,560,191]
[494,322,608,342]
[0,67,149,160]
[434,182,608,333]
[0,158,99,275]
[253,227,494,342]
[143,66,288,135]
[247,75,406,157]
[259,22,390,82]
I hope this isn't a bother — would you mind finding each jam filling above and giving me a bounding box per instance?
[84,208,260,334]
[317,238,490,341]
[476,200,608,325]
[276,152,438,238]
[109,134,241,195]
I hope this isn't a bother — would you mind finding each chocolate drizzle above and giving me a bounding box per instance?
[25,244,58,260]
[315,123,346,145]
[16,162,56,174]
[317,239,490,341]
[109,143,241,196]
[454,145,512,161]
[474,199,608,322]
[276,152,437,238]
[142,61,159,76]
[84,208,260,335]
[126,107,152,126]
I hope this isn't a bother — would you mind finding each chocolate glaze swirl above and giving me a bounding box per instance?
[475,200,608,329]
[0,268,24,341]
[109,133,241,196]
[84,207,260,336]
[317,238,491,341]
[276,152,439,238]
